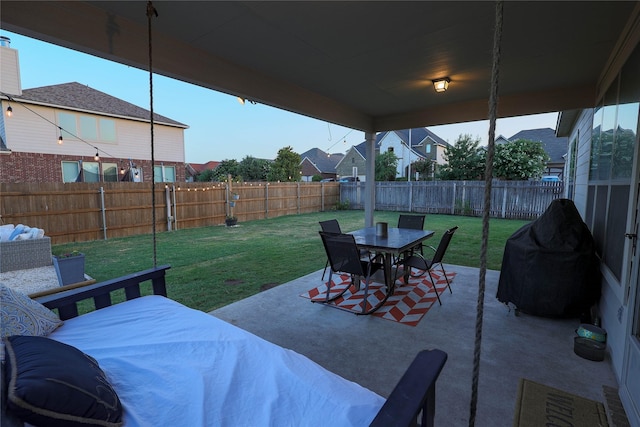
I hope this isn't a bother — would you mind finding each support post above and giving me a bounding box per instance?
[364,131,376,227]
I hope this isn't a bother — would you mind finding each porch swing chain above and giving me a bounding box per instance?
[469,1,503,426]
[147,1,158,267]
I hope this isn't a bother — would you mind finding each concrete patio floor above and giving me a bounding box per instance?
[211,265,620,426]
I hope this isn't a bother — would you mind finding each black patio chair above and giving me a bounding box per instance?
[394,214,427,276]
[318,231,385,315]
[320,219,342,280]
[400,226,458,305]
[398,214,426,254]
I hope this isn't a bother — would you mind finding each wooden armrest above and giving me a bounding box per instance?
[370,349,447,427]
[28,278,97,299]
[34,265,171,320]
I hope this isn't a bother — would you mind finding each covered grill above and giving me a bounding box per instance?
[496,199,600,318]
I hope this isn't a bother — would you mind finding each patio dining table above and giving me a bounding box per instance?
[349,226,435,296]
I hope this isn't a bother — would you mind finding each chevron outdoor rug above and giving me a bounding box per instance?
[301,269,456,326]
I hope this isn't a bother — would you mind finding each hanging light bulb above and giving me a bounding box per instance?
[5,105,12,117]
[58,135,63,145]
[120,162,125,175]
[94,150,100,161]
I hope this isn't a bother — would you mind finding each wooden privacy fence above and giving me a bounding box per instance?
[0,182,341,244]
[342,180,563,219]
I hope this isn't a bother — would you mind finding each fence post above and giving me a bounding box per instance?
[172,185,178,230]
[297,182,301,214]
[501,185,507,218]
[321,182,325,212]
[165,185,172,231]
[451,182,457,214]
[265,183,269,219]
[99,186,107,240]
[408,180,413,212]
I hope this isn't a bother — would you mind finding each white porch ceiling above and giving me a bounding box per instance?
[2,1,639,132]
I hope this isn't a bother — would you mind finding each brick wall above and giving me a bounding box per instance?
[0,152,186,183]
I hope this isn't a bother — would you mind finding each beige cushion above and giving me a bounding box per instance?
[1,284,63,360]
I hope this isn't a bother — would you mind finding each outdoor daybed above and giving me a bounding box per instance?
[2,265,447,427]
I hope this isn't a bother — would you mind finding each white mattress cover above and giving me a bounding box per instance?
[49,295,384,427]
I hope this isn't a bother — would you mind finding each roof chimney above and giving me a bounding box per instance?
[0,36,22,96]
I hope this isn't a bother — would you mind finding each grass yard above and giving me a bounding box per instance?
[52,211,529,312]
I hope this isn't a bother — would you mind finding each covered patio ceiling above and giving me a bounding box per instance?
[2,1,638,134]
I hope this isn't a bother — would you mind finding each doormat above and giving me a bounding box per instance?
[513,378,609,427]
[300,269,455,326]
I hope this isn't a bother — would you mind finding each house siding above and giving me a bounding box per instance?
[570,109,594,218]
[2,103,185,182]
[336,147,366,181]
[378,132,407,178]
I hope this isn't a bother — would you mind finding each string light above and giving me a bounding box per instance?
[57,127,63,145]
[94,150,100,161]
[120,161,125,175]
[5,105,12,117]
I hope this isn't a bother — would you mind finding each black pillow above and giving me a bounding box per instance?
[3,335,123,427]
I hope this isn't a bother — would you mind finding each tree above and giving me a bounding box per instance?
[267,146,302,182]
[210,159,240,181]
[412,158,434,180]
[375,151,399,181]
[238,156,270,181]
[439,134,485,180]
[196,168,218,182]
[493,139,549,180]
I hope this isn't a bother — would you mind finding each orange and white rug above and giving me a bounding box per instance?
[301,269,456,326]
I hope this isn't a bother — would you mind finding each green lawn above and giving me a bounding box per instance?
[52,211,529,312]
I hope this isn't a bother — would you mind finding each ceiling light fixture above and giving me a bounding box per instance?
[432,77,450,93]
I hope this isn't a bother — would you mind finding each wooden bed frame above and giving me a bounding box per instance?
[34,265,447,427]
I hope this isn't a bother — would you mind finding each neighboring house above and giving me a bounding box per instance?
[336,141,370,182]
[556,41,639,423]
[377,128,451,179]
[495,134,510,145]
[299,148,344,181]
[507,128,569,178]
[188,161,221,181]
[0,41,188,183]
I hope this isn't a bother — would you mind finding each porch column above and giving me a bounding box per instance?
[364,131,375,227]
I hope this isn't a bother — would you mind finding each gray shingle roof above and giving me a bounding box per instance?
[300,148,344,173]
[16,82,187,127]
[395,128,449,147]
[508,128,568,163]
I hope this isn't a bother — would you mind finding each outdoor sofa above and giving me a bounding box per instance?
[2,265,447,427]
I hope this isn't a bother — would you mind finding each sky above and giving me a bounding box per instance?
[2,30,558,164]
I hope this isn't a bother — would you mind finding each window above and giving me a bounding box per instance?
[61,161,80,182]
[57,112,117,143]
[102,163,118,182]
[82,162,100,182]
[58,112,77,140]
[154,165,176,182]
[586,44,640,285]
[388,147,394,153]
[426,144,431,154]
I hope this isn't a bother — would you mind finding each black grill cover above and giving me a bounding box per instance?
[496,198,600,318]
